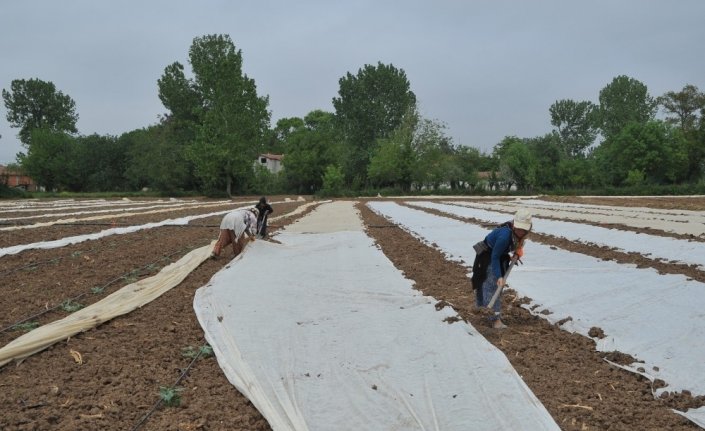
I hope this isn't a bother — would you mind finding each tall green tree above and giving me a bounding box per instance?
[158,63,202,124]
[282,110,341,193]
[413,118,455,190]
[597,75,657,140]
[368,107,419,191]
[72,134,129,192]
[158,34,270,196]
[556,157,596,189]
[549,99,598,158]
[19,128,76,191]
[271,117,305,154]
[452,145,482,190]
[332,62,416,186]
[659,84,705,132]
[594,121,688,185]
[525,133,563,189]
[2,78,78,146]
[123,124,195,191]
[493,136,537,191]
[659,85,705,181]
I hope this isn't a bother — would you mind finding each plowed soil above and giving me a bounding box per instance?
[0,196,703,430]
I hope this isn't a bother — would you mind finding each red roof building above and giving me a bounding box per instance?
[0,164,38,191]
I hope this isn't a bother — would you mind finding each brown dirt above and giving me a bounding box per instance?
[0,196,702,430]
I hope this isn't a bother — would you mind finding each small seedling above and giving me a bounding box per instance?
[91,286,105,294]
[61,300,84,313]
[159,386,183,407]
[71,251,83,258]
[122,274,138,284]
[181,345,214,359]
[12,321,40,332]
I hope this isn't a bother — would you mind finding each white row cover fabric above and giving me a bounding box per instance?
[0,199,205,222]
[0,200,236,231]
[0,197,161,212]
[194,201,560,431]
[0,241,214,368]
[0,206,248,258]
[445,198,705,237]
[408,201,705,271]
[0,200,320,258]
[368,201,705,428]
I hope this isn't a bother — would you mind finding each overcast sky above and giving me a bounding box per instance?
[1,1,704,164]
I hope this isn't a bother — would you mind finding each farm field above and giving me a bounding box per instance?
[1,195,704,430]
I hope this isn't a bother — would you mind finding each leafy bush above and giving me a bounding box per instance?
[319,165,344,197]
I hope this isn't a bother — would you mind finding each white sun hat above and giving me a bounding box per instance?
[513,209,532,231]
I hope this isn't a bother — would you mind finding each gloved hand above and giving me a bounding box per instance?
[512,247,524,264]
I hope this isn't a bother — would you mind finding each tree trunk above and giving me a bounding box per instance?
[226,174,232,198]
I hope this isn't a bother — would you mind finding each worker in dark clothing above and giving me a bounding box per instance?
[255,196,274,238]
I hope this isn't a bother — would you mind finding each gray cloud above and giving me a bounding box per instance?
[2,0,704,164]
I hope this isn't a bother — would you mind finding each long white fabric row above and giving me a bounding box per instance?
[407,201,705,271]
[443,198,705,237]
[368,201,705,428]
[0,197,189,213]
[0,200,237,231]
[0,199,211,222]
[194,201,559,431]
[0,200,320,258]
[0,207,243,258]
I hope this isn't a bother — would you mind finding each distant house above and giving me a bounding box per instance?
[255,153,283,174]
[0,164,39,191]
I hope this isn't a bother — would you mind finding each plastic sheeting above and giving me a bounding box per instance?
[0,199,202,223]
[368,201,705,428]
[194,201,560,431]
[0,207,245,257]
[445,198,705,237]
[0,200,236,231]
[0,200,320,258]
[0,241,215,368]
[407,201,705,270]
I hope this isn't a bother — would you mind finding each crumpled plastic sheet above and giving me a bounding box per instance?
[0,241,215,367]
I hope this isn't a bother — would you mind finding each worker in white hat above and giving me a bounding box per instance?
[471,209,532,329]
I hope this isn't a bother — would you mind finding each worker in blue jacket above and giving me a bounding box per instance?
[471,209,532,329]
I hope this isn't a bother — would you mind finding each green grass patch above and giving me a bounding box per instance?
[12,321,40,332]
[60,300,84,313]
[181,345,214,359]
[158,386,184,407]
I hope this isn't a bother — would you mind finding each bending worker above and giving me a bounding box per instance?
[212,207,258,258]
[471,209,532,329]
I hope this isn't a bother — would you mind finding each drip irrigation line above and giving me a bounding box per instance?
[0,236,143,277]
[0,257,63,277]
[130,343,209,431]
[0,243,207,334]
[1,224,216,276]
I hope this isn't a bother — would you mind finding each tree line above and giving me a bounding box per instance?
[2,34,705,196]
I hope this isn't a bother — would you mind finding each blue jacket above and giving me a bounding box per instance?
[484,225,514,279]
